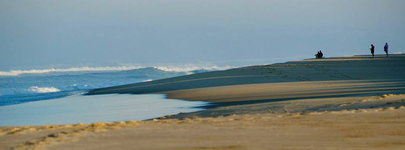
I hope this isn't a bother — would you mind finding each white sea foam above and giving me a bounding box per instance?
[0,65,233,76]
[142,79,153,82]
[29,86,61,93]
[0,66,143,76]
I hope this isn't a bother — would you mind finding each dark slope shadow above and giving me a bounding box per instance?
[197,88,405,109]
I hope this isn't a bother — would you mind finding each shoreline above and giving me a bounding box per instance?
[3,54,405,123]
[2,54,405,150]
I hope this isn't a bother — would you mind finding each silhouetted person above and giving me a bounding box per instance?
[319,50,324,58]
[315,50,323,59]
[370,44,375,57]
[384,42,389,57]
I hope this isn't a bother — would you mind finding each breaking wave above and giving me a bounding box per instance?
[29,86,61,93]
[0,65,233,76]
[0,66,142,76]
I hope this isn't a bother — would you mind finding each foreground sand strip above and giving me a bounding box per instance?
[1,94,404,150]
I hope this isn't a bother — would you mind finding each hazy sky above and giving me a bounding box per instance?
[1,0,404,70]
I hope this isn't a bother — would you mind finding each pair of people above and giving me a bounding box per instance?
[315,50,323,59]
[370,43,389,57]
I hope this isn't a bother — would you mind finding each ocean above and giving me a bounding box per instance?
[0,66,226,125]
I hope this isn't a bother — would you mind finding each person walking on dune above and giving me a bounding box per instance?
[370,44,375,57]
[384,42,389,57]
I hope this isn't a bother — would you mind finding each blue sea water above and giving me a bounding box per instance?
[0,67,212,106]
[0,66,222,125]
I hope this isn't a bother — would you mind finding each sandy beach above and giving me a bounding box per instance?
[2,54,405,150]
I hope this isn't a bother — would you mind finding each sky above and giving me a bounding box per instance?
[1,0,405,70]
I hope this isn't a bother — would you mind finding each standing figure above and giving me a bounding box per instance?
[319,50,324,58]
[370,44,375,57]
[384,42,389,57]
[315,50,323,59]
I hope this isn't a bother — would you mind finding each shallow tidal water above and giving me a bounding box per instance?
[0,94,208,126]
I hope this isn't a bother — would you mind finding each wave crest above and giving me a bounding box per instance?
[0,66,142,76]
[29,86,61,93]
[0,65,233,76]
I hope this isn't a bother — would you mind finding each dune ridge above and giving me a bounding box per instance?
[87,55,405,100]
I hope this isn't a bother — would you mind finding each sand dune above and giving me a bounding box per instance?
[88,54,405,108]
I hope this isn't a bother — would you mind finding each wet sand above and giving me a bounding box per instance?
[1,54,405,150]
